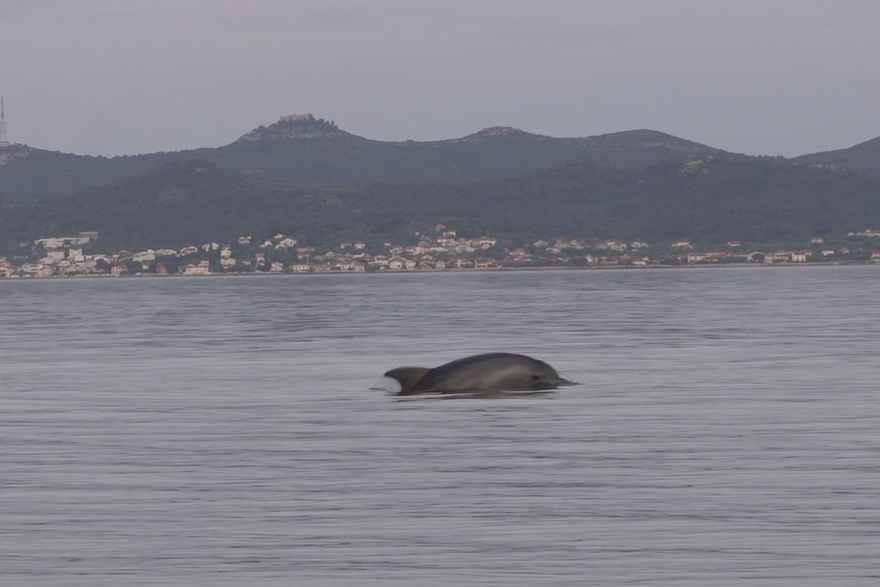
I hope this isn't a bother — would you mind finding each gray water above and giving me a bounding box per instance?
[2,267,880,586]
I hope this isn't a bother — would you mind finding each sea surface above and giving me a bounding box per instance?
[2,266,880,586]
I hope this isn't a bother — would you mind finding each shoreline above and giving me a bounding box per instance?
[3,260,875,280]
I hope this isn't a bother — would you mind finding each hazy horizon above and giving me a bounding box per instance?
[2,0,879,158]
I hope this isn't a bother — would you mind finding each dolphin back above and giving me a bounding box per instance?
[409,353,563,394]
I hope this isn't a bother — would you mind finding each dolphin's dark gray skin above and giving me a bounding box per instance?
[384,353,570,395]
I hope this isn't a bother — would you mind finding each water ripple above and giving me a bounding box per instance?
[2,267,880,586]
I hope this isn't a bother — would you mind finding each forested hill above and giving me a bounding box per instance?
[3,154,879,252]
[205,121,741,185]
[792,134,880,180]
[0,144,177,199]
[0,160,362,251]
[0,114,739,198]
[367,156,880,244]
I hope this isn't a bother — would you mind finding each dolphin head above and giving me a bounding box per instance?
[383,367,430,394]
[529,359,573,389]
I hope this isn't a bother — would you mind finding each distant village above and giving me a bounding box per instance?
[2,225,880,279]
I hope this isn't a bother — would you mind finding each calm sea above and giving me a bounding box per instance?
[2,267,880,586]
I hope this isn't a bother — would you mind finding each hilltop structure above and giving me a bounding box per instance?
[0,95,9,147]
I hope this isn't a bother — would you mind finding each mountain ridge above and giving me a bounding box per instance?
[792,134,880,179]
[3,112,878,209]
[0,114,744,198]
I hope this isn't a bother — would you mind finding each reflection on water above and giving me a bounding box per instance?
[2,267,880,586]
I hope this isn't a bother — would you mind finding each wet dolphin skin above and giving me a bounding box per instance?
[384,353,570,395]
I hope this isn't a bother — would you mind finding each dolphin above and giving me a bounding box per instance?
[383,352,571,395]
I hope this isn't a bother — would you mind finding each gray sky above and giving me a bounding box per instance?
[1,0,879,157]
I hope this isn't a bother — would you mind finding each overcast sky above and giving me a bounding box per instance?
[1,0,878,157]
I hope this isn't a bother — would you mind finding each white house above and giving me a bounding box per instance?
[597,239,628,251]
[132,250,156,263]
[184,260,211,275]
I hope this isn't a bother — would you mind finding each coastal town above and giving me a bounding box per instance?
[2,226,880,279]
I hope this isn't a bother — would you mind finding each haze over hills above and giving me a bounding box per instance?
[3,153,879,252]
[0,114,743,198]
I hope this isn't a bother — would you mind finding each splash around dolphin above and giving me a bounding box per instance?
[383,353,573,395]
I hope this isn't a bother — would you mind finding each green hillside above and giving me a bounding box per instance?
[366,157,880,243]
[792,135,880,180]
[3,154,878,253]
